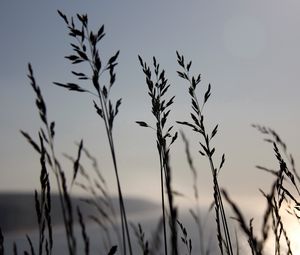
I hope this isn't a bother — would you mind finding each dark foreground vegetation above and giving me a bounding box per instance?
[0,11,299,255]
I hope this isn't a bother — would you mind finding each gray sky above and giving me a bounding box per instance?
[1,0,300,210]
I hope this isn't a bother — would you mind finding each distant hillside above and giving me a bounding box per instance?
[0,193,159,234]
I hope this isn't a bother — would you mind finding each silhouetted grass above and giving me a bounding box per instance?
[137,56,178,255]
[33,134,53,255]
[181,131,212,255]
[21,64,77,255]
[222,126,300,255]
[54,11,131,255]
[176,52,233,255]
[1,9,300,255]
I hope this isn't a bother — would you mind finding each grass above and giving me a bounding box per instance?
[54,11,132,255]
[137,55,178,255]
[1,10,300,255]
[176,52,233,255]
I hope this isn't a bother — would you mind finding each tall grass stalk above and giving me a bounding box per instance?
[21,64,77,255]
[181,131,208,255]
[137,56,178,255]
[34,134,53,255]
[176,52,233,255]
[54,11,132,254]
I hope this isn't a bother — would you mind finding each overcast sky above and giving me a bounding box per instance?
[1,1,300,212]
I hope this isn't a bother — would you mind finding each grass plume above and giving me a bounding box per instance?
[137,56,178,255]
[55,11,132,254]
[176,51,233,255]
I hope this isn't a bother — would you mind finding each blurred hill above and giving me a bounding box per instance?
[0,192,159,234]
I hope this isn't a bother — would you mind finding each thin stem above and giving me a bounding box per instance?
[156,82,168,255]
[208,155,233,255]
[204,124,233,255]
[80,23,131,254]
[182,63,233,255]
[158,108,177,255]
[109,137,133,255]
[46,125,76,255]
[95,89,126,254]
[193,84,233,255]
[95,86,132,255]
[158,145,168,255]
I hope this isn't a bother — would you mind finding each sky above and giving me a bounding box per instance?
[1,0,300,212]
